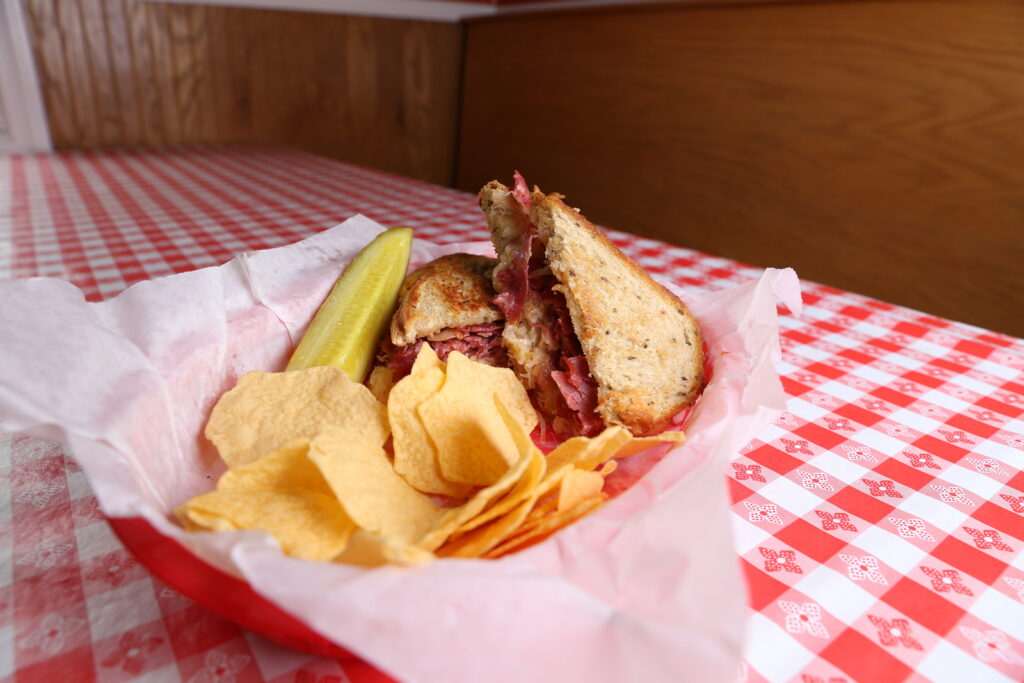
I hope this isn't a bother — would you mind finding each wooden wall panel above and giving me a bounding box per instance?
[23,0,462,184]
[457,0,1024,336]
[24,1,73,146]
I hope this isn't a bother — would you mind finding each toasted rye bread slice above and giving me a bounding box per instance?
[480,179,705,435]
[390,253,502,346]
[480,181,532,257]
[530,191,705,435]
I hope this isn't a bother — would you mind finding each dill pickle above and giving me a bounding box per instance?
[286,227,412,382]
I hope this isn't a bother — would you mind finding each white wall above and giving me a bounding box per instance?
[0,0,50,153]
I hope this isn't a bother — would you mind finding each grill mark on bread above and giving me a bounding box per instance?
[390,253,502,346]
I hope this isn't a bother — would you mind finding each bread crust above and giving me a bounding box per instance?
[530,191,705,434]
[390,253,502,346]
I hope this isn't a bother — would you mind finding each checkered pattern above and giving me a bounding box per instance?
[733,296,1024,683]
[1,147,1021,682]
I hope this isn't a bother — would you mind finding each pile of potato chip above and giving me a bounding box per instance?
[176,346,686,565]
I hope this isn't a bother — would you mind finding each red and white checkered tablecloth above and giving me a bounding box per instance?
[1,146,1022,683]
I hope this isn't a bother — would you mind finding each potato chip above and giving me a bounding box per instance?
[496,393,538,455]
[475,403,613,558]
[438,497,535,558]
[557,469,605,512]
[419,352,537,486]
[411,342,444,374]
[484,496,607,559]
[481,438,577,532]
[545,426,632,472]
[186,340,683,564]
[205,366,388,468]
[455,447,545,536]
[523,495,558,525]
[308,425,441,544]
[417,442,537,551]
[178,490,354,561]
[611,430,687,460]
[176,438,356,560]
[216,438,327,495]
[424,397,543,554]
[389,364,469,498]
[177,513,212,533]
[178,505,237,532]
[334,530,436,567]
[533,463,573,501]
[366,366,396,404]
[452,397,546,535]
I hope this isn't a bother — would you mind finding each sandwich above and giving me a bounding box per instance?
[381,253,506,376]
[479,173,705,437]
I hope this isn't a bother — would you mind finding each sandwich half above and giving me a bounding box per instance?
[382,253,506,375]
[480,173,705,437]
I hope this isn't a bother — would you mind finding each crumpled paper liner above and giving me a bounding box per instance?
[0,215,801,682]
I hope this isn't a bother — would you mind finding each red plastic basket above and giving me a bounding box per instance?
[107,516,354,659]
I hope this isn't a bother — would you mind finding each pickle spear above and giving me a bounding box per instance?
[286,227,413,382]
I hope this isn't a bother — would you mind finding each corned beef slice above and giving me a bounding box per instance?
[387,322,506,378]
[492,172,602,436]
[492,231,533,324]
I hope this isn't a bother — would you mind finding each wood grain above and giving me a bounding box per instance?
[58,1,99,147]
[100,0,142,145]
[123,0,164,146]
[24,0,462,185]
[457,0,1024,335]
[23,0,77,146]
[78,0,121,145]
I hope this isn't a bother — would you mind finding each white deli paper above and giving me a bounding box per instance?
[0,215,801,682]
